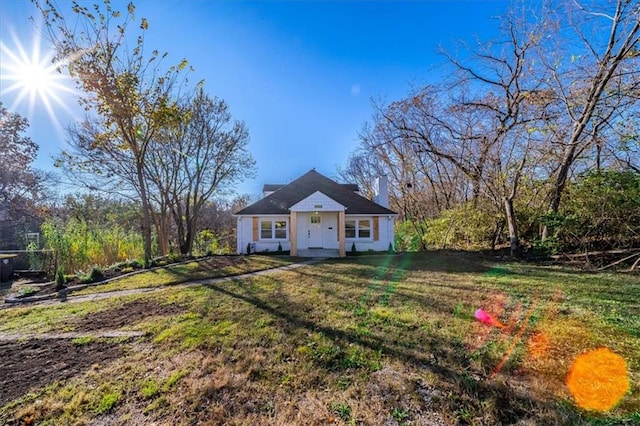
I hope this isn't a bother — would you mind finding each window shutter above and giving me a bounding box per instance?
[373,216,379,241]
[252,217,258,241]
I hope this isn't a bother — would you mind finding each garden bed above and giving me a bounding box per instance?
[3,255,296,303]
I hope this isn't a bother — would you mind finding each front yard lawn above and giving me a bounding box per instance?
[1,251,638,425]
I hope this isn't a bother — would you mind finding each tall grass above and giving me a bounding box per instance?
[42,218,144,274]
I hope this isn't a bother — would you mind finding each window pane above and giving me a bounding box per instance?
[260,221,272,239]
[358,220,371,238]
[310,215,321,224]
[275,221,287,239]
[345,220,356,238]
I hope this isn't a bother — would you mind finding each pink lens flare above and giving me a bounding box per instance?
[474,308,505,329]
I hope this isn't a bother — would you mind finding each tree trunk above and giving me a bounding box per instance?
[159,213,170,256]
[491,220,504,253]
[136,165,153,268]
[180,226,193,255]
[542,143,576,240]
[504,197,520,258]
[151,209,170,256]
[172,206,185,255]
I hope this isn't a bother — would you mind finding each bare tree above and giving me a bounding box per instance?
[540,0,640,239]
[196,195,251,253]
[145,89,255,255]
[336,148,380,201]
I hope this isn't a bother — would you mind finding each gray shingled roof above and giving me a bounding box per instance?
[236,169,396,215]
[263,183,359,193]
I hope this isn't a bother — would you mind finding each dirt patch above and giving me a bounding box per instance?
[71,300,185,332]
[0,339,124,406]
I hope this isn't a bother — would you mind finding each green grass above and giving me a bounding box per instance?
[72,255,297,295]
[140,379,161,399]
[1,251,638,425]
[0,299,121,334]
[93,391,121,414]
[71,336,95,346]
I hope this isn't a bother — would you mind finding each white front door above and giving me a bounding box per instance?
[308,215,323,248]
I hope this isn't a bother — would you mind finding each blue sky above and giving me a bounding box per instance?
[0,0,509,197]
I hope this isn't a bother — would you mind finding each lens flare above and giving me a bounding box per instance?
[474,308,505,329]
[566,347,630,411]
[0,27,76,132]
[527,331,550,360]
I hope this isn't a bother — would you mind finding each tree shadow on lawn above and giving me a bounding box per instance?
[203,278,588,425]
[480,264,640,331]
[152,257,299,287]
[336,251,498,275]
[293,255,498,320]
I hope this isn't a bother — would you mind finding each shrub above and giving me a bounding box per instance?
[78,273,92,284]
[193,229,219,256]
[128,260,143,269]
[559,170,640,251]
[351,242,357,254]
[80,266,105,283]
[55,268,66,290]
[18,287,38,297]
[26,242,44,271]
[422,204,497,250]
[277,242,283,253]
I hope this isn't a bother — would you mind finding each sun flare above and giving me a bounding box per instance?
[19,59,57,93]
[0,29,76,128]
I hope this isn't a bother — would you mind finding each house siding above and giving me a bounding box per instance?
[237,215,291,254]
[290,191,345,212]
[236,213,395,254]
[345,215,395,252]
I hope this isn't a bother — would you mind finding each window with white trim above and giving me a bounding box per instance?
[345,219,371,239]
[345,220,356,238]
[358,219,371,238]
[275,221,287,239]
[260,220,288,239]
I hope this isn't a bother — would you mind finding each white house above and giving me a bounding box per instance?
[234,169,397,257]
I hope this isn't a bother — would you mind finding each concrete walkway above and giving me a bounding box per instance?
[297,248,341,258]
[1,260,320,309]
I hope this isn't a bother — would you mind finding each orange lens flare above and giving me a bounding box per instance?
[527,331,550,360]
[566,347,630,411]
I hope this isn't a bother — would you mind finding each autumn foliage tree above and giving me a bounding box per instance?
[0,103,46,247]
[36,0,190,267]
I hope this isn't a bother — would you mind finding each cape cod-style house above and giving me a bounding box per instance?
[234,169,397,257]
